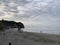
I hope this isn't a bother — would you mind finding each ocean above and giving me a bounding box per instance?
[6,28,60,35]
[23,27,60,34]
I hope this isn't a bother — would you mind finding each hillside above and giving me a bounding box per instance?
[0,19,25,31]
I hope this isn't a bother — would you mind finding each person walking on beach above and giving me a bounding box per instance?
[8,42,11,45]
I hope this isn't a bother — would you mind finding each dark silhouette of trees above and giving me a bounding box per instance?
[0,19,25,31]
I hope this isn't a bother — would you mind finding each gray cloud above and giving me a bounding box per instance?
[0,0,60,31]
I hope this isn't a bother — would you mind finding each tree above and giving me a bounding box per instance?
[0,20,25,31]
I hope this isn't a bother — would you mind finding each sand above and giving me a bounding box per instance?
[0,28,60,45]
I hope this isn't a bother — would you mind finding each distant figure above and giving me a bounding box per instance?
[8,42,11,45]
[18,27,21,31]
[17,24,21,31]
[40,30,42,33]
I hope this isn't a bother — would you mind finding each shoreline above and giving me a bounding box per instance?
[0,29,60,45]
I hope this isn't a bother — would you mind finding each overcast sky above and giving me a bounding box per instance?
[0,0,60,31]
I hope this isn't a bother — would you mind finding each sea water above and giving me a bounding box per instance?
[23,27,60,34]
[6,28,60,35]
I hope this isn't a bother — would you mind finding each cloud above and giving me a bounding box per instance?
[0,0,60,31]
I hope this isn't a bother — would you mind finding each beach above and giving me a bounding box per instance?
[0,28,60,45]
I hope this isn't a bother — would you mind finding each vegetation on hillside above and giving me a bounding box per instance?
[0,22,4,31]
[0,19,25,31]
